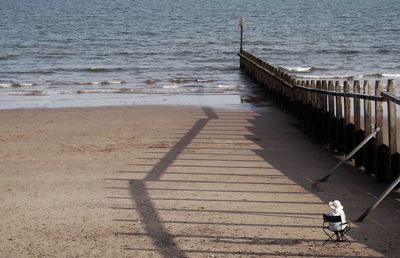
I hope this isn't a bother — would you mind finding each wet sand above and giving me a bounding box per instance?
[1,104,399,257]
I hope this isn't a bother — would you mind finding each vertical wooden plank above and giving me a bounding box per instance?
[306,80,312,135]
[278,71,283,108]
[271,70,276,103]
[328,81,336,150]
[387,79,397,181]
[292,78,297,116]
[311,80,316,109]
[316,81,322,141]
[296,80,301,118]
[344,81,351,124]
[311,80,317,139]
[364,81,372,135]
[335,81,344,153]
[336,81,343,119]
[387,79,397,154]
[279,73,283,108]
[375,81,384,182]
[306,80,310,105]
[353,81,361,131]
[353,81,362,167]
[363,80,373,174]
[375,81,383,146]
[328,81,335,115]
[321,80,328,144]
[284,79,288,111]
[301,81,307,131]
[285,77,290,111]
[343,81,354,154]
[321,81,328,112]
[316,81,322,109]
[281,74,285,109]
[301,80,306,120]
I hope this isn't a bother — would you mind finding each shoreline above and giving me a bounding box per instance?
[0,92,251,110]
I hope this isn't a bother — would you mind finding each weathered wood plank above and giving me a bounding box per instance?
[344,81,351,124]
[321,81,328,112]
[354,81,361,131]
[311,80,317,140]
[375,81,383,146]
[335,81,344,153]
[353,81,363,167]
[363,80,373,174]
[328,81,335,115]
[328,81,336,151]
[375,81,384,182]
[364,81,372,135]
[387,79,397,181]
[387,79,397,155]
[336,81,343,119]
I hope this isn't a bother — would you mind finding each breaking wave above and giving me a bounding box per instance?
[281,66,314,73]
[363,73,400,78]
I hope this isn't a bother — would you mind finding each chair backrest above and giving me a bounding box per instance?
[323,214,342,223]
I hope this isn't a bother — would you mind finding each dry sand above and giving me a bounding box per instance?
[1,105,399,257]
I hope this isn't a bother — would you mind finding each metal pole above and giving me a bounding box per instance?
[239,17,245,51]
[356,174,400,222]
[312,127,380,185]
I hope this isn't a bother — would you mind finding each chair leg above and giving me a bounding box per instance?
[321,234,340,247]
[340,233,351,245]
[337,228,351,245]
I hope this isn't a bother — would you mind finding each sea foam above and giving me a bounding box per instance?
[282,66,313,73]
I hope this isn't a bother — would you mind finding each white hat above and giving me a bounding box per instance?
[329,200,343,210]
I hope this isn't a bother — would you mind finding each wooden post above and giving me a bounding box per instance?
[364,81,373,174]
[343,81,353,154]
[353,81,361,131]
[311,80,316,108]
[316,80,322,109]
[328,81,336,151]
[375,81,384,182]
[296,80,301,119]
[375,81,384,145]
[271,70,275,102]
[335,81,344,153]
[240,17,245,51]
[316,81,322,142]
[344,81,351,125]
[274,71,278,105]
[328,81,335,115]
[306,81,312,135]
[364,81,372,135]
[321,81,328,144]
[387,79,397,181]
[353,81,363,167]
[311,80,317,140]
[302,81,308,132]
[321,81,328,111]
[292,78,297,116]
[282,79,286,110]
[387,79,397,152]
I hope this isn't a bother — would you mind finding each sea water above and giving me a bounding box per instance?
[0,0,399,108]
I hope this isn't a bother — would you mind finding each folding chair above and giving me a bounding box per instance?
[322,214,351,246]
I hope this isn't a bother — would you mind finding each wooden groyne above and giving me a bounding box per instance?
[239,49,400,184]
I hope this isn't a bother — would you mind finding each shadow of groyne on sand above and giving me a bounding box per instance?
[107,104,399,257]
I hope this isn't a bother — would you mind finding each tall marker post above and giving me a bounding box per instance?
[239,17,245,51]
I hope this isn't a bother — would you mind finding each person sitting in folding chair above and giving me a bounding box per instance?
[323,200,350,243]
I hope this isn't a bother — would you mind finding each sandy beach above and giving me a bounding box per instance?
[1,104,399,257]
